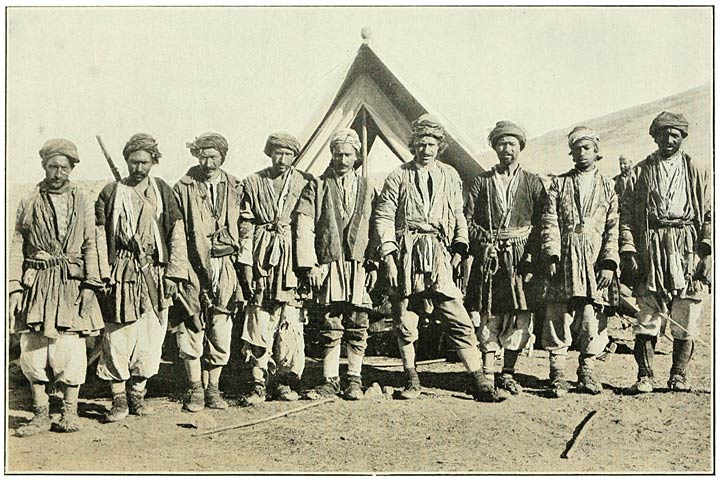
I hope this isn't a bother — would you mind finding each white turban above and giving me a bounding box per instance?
[329,128,362,153]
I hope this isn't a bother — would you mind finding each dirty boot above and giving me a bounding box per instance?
[495,373,523,395]
[549,371,571,398]
[205,383,228,409]
[471,370,506,403]
[128,389,154,416]
[399,368,421,400]
[305,377,340,400]
[104,393,129,423]
[56,401,80,433]
[668,339,694,392]
[241,382,267,407]
[342,375,364,401]
[16,405,51,437]
[576,365,603,395]
[183,381,205,412]
[629,334,656,394]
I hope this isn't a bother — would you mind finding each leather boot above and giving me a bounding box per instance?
[205,383,228,409]
[471,370,506,403]
[342,375,364,401]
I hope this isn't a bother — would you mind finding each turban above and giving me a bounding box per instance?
[649,111,689,138]
[39,138,79,165]
[567,126,600,149]
[410,113,448,155]
[187,132,229,159]
[329,128,362,153]
[264,132,301,157]
[487,121,526,150]
[122,133,162,162]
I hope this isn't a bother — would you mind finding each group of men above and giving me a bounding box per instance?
[9,110,711,437]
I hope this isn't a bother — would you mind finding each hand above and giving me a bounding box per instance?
[622,252,639,275]
[451,252,463,270]
[365,269,378,291]
[383,255,398,289]
[187,314,204,334]
[9,291,22,331]
[546,263,557,278]
[694,254,712,285]
[163,277,178,299]
[307,266,324,289]
[75,288,97,319]
[596,269,614,290]
[240,264,255,298]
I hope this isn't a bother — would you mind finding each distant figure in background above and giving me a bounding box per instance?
[238,132,313,405]
[9,139,104,436]
[613,155,635,199]
[464,120,546,398]
[540,127,620,398]
[173,132,244,412]
[296,128,378,400]
[95,134,189,423]
[620,112,711,394]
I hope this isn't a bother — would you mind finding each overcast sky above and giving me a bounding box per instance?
[6,6,712,182]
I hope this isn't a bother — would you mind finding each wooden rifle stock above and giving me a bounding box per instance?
[96,135,122,181]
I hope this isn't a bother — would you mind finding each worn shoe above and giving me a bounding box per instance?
[305,377,341,400]
[548,370,570,398]
[471,371,506,403]
[128,389,154,416]
[104,393,129,423]
[274,384,300,402]
[56,401,80,433]
[495,373,523,395]
[576,367,603,395]
[627,376,654,394]
[399,368,422,400]
[241,383,267,407]
[342,375,364,401]
[205,384,228,409]
[16,405,52,437]
[668,374,692,392]
[183,382,205,412]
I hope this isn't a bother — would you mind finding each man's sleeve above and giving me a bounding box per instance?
[8,199,27,294]
[599,181,620,270]
[450,170,468,252]
[540,177,561,263]
[294,179,318,269]
[374,171,401,258]
[237,179,256,266]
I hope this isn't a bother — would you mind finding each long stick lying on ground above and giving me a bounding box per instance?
[369,358,447,368]
[193,397,337,437]
[561,410,598,459]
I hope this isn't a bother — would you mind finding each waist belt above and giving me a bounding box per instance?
[649,218,694,229]
[24,256,69,270]
[494,225,532,242]
[258,222,291,234]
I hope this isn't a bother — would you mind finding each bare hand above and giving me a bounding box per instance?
[623,253,639,274]
[383,255,398,289]
[596,269,614,290]
[451,252,463,270]
[163,277,178,299]
[547,263,557,278]
[365,269,378,291]
[9,291,22,331]
[76,288,97,318]
[694,254,712,285]
[240,264,255,298]
[307,266,325,289]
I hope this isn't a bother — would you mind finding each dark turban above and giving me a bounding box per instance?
[122,133,162,163]
[488,121,527,150]
[649,111,689,138]
[410,113,448,155]
[264,132,301,157]
[39,138,79,166]
[187,132,229,159]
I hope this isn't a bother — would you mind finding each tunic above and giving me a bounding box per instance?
[9,182,104,337]
[541,168,620,305]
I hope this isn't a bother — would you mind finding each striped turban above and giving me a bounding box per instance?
[187,132,229,159]
[123,133,162,163]
[329,128,362,153]
[264,132,301,157]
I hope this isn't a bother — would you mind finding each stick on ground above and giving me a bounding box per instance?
[561,409,598,459]
[192,397,337,437]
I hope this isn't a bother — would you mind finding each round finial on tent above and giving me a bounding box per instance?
[361,27,372,44]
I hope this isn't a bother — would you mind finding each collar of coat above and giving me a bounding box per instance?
[178,165,240,187]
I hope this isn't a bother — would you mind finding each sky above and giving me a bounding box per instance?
[6,6,713,182]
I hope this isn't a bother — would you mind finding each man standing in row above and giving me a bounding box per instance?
[10,139,105,436]
[296,129,377,400]
[174,132,244,412]
[374,114,499,402]
[96,133,189,422]
[620,112,711,394]
[239,132,312,404]
[465,121,546,396]
[613,155,635,199]
[541,127,619,397]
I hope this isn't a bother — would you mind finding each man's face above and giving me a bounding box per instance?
[619,157,632,174]
[413,136,439,166]
[43,155,73,190]
[126,150,154,183]
[493,135,521,167]
[653,127,684,158]
[270,147,296,175]
[331,143,358,176]
[570,139,599,170]
[197,147,224,178]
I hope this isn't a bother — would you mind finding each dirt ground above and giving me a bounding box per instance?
[6,310,713,474]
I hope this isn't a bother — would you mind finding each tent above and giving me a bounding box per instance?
[294,30,487,185]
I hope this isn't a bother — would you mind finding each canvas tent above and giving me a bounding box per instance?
[294,31,487,185]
